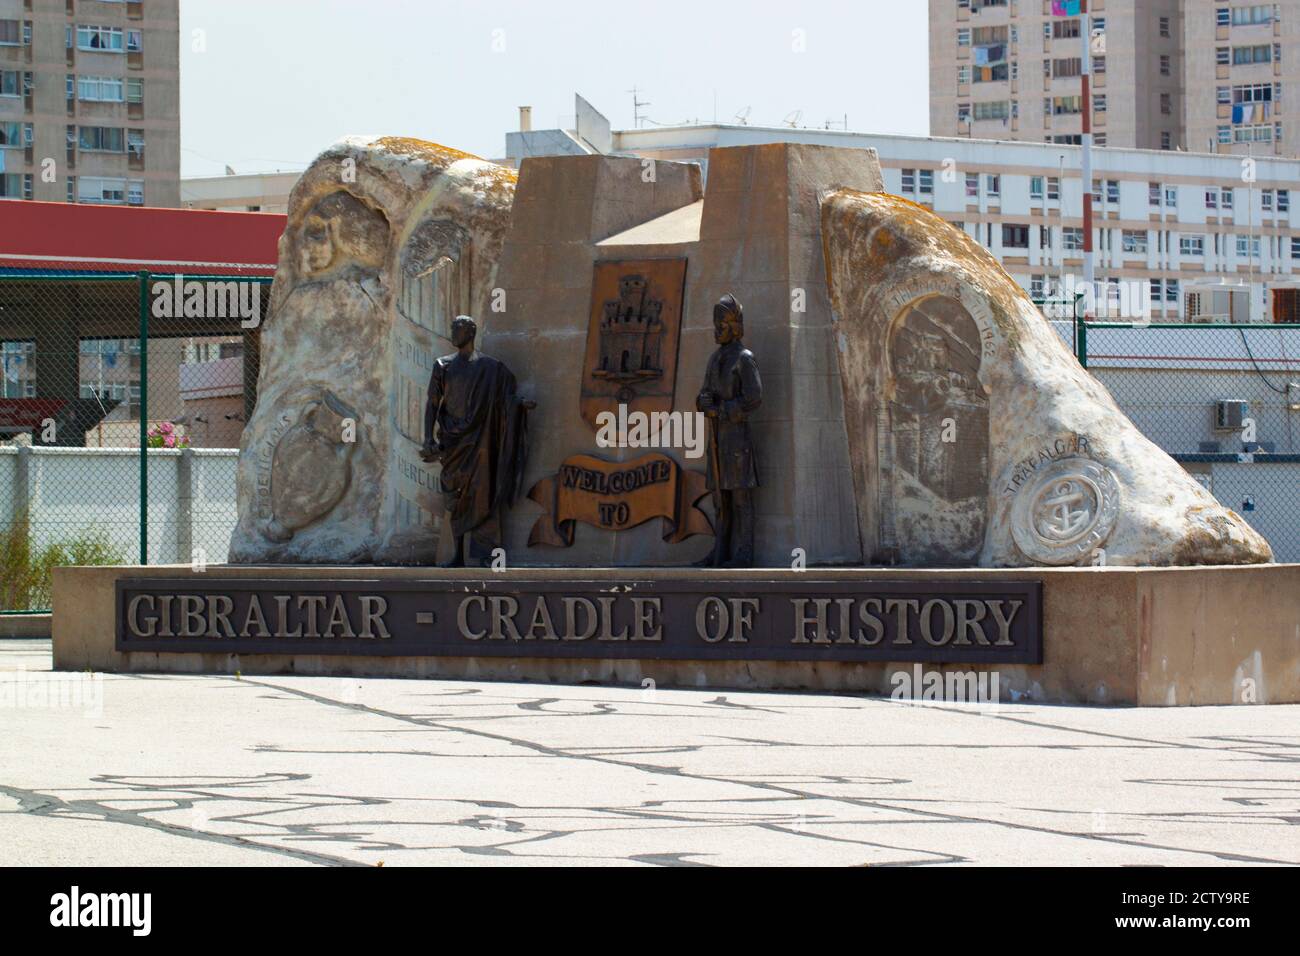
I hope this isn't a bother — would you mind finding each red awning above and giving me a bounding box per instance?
[0,200,285,275]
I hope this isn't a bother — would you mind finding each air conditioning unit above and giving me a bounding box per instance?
[1214,399,1248,431]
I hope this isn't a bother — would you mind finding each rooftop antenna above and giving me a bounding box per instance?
[628,86,650,128]
[783,109,803,128]
[734,106,751,126]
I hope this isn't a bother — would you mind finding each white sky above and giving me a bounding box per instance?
[179,0,930,178]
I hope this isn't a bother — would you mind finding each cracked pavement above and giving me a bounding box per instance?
[2,639,1298,866]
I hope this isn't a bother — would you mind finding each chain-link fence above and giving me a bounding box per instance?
[1,269,271,612]
[1063,319,1300,563]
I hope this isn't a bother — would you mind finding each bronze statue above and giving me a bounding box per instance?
[421,315,533,567]
[696,294,762,568]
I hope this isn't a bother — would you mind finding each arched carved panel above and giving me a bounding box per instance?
[880,294,989,565]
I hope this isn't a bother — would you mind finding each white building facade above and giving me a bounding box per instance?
[506,119,1300,323]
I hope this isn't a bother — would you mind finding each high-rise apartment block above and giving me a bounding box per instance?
[931,0,1299,157]
[0,0,179,206]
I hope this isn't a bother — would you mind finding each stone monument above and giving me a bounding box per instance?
[50,136,1297,708]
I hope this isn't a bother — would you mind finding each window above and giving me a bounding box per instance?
[127,129,144,157]
[918,169,934,195]
[1048,176,1060,201]
[973,100,1010,120]
[0,20,23,46]
[1063,227,1084,251]
[1165,279,1179,304]
[0,122,21,147]
[957,103,972,123]
[126,78,143,104]
[1149,182,1162,207]
[1053,57,1082,78]
[1165,187,1178,208]
[986,174,1001,198]
[957,28,971,47]
[1150,279,1163,303]
[1221,188,1235,210]
[1052,95,1083,115]
[1095,94,1107,113]
[1217,48,1231,66]
[1262,189,1274,210]
[1161,93,1172,115]
[78,126,125,151]
[1159,16,1171,38]
[1095,133,1108,147]
[1160,55,1172,77]
[1233,5,1276,26]
[958,65,971,85]
[1279,190,1290,213]
[1217,7,1232,27]
[1122,230,1148,254]
[1218,86,1232,105]
[78,76,124,102]
[1093,56,1105,74]
[76,25,125,52]
[1233,45,1272,65]
[126,30,141,53]
[1002,224,1030,249]
[1218,125,1233,144]
[1031,275,1045,299]
[1206,188,1219,209]
[128,180,143,205]
[1053,20,1080,40]
[66,74,74,101]
[1031,176,1045,201]
[1292,237,1300,258]
[901,168,915,194]
[77,176,129,204]
[1161,131,1173,150]
[1107,180,1120,204]
[0,173,27,198]
[1237,235,1261,258]
[1180,235,1205,256]
[965,172,979,198]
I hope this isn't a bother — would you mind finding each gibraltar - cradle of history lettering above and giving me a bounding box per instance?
[52,136,1299,707]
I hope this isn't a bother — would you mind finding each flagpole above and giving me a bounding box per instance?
[1080,0,1095,319]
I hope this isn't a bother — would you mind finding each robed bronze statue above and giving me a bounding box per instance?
[697,294,762,568]
[421,315,533,567]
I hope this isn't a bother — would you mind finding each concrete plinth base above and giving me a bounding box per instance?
[51,563,1300,706]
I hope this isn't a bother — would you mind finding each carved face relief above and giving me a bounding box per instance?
[294,191,390,281]
[299,215,335,276]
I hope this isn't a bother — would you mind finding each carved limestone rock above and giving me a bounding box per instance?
[229,137,517,564]
[820,189,1272,567]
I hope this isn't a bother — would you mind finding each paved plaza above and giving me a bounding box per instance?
[2,638,1298,866]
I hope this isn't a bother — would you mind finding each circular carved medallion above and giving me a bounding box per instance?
[1010,458,1120,565]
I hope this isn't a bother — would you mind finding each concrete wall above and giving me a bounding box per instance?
[51,562,1300,706]
[1,445,237,564]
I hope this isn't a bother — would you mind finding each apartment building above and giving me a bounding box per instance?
[931,0,1300,157]
[930,0,1185,150]
[505,115,1299,322]
[0,0,179,207]
[1183,0,1300,155]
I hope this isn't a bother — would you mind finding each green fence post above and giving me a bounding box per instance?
[138,270,149,565]
[1077,313,1088,369]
